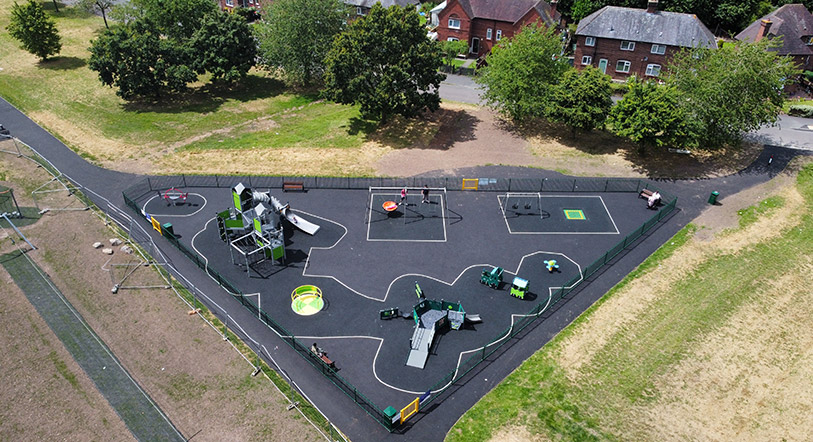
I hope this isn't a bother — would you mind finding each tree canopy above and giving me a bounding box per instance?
[89,6,256,99]
[190,12,257,83]
[255,0,346,86]
[323,4,445,122]
[609,78,697,151]
[475,23,570,121]
[548,66,613,134]
[75,0,115,28]
[666,39,800,147]
[439,39,469,73]
[7,0,62,61]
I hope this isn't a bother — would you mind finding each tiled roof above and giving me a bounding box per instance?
[735,4,813,56]
[455,0,559,26]
[576,6,716,48]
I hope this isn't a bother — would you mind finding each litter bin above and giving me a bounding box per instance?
[162,222,174,236]
[384,406,399,424]
[708,191,719,205]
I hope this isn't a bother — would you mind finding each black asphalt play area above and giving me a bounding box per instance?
[127,183,667,423]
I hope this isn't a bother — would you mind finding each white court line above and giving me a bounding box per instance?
[497,194,620,235]
[366,192,447,243]
[141,193,208,218]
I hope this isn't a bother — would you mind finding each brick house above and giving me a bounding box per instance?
[735,4,813,72]
[435,0,562,59]
[219,0,260,14]
[574,0,716,81]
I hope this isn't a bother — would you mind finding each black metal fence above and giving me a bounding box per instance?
[122,174,676,431]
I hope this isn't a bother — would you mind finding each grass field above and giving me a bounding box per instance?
[448,160,813,441]
[0,0,390,175]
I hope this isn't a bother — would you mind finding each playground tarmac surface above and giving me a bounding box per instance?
[2,95,812,441]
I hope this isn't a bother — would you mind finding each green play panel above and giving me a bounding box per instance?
[563,209,586,220]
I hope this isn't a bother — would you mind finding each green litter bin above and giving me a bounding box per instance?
[162,222,174,236]
[708,191,719,205]
[384,406,398,423]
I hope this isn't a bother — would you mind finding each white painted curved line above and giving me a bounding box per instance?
[141,193,208,218]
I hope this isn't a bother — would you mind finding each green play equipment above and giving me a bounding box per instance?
[414,282,424,298]
[510,276,529,300]
[480,266,503,288]
[406,299,467,369]
[291,285,324,316]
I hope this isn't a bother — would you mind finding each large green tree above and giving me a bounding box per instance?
[548,66,613,135]
[255,0,346,86]
[609,78,697,152]
[128,0,217,40]
[88,19,196,99]
[190,12,256,83]
[7,0,62,61]
[323,4,445,122]
[667,39,800,148]
[476,23,570,121]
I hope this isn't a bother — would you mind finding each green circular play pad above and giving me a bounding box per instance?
[291,285,324,316]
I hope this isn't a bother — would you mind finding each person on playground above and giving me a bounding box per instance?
[400,187,407,206]
[311,342,323,356]
[421,185,429,204]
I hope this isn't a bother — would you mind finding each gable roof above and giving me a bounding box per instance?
[453,0,560,26]
[576,6,716,49]
[735,4,813,56]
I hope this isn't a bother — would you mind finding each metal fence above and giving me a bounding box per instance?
[122,174,677,431]
[133,174,673,200]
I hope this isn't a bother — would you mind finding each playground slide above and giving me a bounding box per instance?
[282,208,320,235]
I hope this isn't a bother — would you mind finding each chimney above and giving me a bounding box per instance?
[550,0,558,17]
[756,19,772,42]
[646,0,658,14]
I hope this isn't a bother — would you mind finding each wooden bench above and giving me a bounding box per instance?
[319,353,336,370]
[639,188,655,199]
[283,181,305,192]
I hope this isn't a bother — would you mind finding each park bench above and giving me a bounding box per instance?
[283,181,305,192]
[639,188,655,199]
[319,353,336,370]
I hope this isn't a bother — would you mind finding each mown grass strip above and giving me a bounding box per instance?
[448,163,813,441]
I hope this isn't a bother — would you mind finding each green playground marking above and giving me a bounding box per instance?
[292,295,325,316]
[564,209,586,220]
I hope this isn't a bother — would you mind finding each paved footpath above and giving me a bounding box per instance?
[1,250,185,442]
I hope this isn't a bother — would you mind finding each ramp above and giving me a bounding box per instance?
[406,326,435,369]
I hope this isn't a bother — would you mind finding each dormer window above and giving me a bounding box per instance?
[448,16,461,29]
[807,36,813,46]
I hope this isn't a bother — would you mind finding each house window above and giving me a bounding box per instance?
[581,55,592,65]
[585,36,595,47]
[448,16,461,29]
[807,36,813,45]
[356,6,365,15]
[225,0,233,6]
[616,60,631,73]
[645,64,661,77]
[651,44,666,55]
[620,41,635,51]
[487,28,492,40]
[447,37,459,41]
[496,29,502,41]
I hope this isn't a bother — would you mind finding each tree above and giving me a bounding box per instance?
[190,12,256,83]
[667,39,800,148]
[128,0,217,40]
[323,4,445,122]
[7,0,62,61]
[255,0,346,86]
[76,0,114,28]
[439,39,468,73]
[88,19,196,99]
[548,66,613,135]
[475,23,570,121]
[609,78,697,152]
